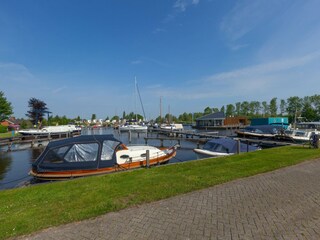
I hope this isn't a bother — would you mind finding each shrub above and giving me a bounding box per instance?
[0,125,8,133]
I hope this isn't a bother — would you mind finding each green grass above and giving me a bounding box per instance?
[0,132,20,138]
[1,146,320,239]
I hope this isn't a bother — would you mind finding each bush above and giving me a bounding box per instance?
[0,125,8,133]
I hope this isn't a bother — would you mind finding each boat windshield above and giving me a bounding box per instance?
[203,142,229,153]
[101,140,119,160]
[294,131,308,137]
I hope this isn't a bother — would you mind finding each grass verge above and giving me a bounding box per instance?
[0,132,20,139]
[1,145,320,239]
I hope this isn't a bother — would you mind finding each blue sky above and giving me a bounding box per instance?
[1,0,320,120]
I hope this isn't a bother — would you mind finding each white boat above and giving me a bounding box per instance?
[160,123,184,131]
[18,125,81,136]
[275,129,319,143]
[194,138,260,158]
[119,124,148,132]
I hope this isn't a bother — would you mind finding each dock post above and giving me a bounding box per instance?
[160,139,164,147]
[128,130,132,143]
[146,150,150,168]
[237,139,241,154]
[145,138,148,145]
[197,141,200,149]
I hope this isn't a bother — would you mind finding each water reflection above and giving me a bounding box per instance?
[0,148,43,190]
[0,153,12,181]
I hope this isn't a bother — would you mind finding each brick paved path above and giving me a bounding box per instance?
[18,159,320,240]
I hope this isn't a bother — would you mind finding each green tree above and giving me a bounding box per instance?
[91,114,96,121]
[235,102,241,116]
[220,106,225,114]
[0,91,13,121]
[286,96,303,123]
[226,104,235,117]
[261,101,269,117]
[269,98,277,117]
[26,98,48,126]
[280,99,287,116]
[203,106,212,115]
[240,101,249,116]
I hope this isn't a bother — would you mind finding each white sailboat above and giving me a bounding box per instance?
[119,77,148,132]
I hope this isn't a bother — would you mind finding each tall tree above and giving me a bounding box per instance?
[0,91,13,121]
[26,98,48,126]
[220,106,225,114]
[269,98,278,116]
[286,96,303,123]
[226,104,235,117]
[91,114,96,121]
[203,106,212,115]
[240,101,249,116]
[235,102,241,116]
[280,99,287,116]
[261,101,269,117]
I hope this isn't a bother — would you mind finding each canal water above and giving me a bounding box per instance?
[0,127,210,190]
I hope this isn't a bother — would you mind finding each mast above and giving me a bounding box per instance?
[160,96,162,123]
[135,78,146,121]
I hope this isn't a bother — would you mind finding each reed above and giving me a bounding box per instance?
[0,146,319,239]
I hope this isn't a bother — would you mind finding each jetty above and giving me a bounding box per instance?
[0,132,81,152]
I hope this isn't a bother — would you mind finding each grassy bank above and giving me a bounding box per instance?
[1,146,320,239]
[0,132,20,138]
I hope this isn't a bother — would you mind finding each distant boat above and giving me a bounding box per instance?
[18,125,81,136]
[160,123,184,131]
[30,135,178,180]
[193,138,260,158]
[119,124,148,132]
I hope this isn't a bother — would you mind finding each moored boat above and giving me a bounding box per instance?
[235,125,282,139]
[275,129,319,143]
[30,134,178,180]
[118,124,148,132]
[19,125,81,136]
[193,138,260,158]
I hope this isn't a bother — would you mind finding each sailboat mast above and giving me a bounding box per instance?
[160,96,162,123]
[134,77,137,122]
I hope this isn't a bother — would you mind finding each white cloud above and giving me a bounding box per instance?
[0,62,35,84]
[206,51,320,82]
[52,86,67,94]
[220,0,282,41]
[131,60,142,65]
[173,0,200,12]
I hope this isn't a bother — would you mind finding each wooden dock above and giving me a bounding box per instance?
[0,132,80,152]
[145,128,299,148]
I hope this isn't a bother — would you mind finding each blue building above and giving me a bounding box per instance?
[250,117,289,129]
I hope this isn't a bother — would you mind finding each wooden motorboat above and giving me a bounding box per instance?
[30,134,178,180]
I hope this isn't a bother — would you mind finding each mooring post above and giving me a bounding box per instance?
[160,139,164,147]
[237,139,241,154]
[145,138,148,145]
[128,130,132,143]
[146,150,150,168]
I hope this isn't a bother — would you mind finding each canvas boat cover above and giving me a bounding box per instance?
[32,135,122,172]
[203,138,259,154]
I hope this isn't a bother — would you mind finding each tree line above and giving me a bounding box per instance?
[1,90,320,128]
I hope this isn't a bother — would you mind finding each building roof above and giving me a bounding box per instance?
[196,112,226,121]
